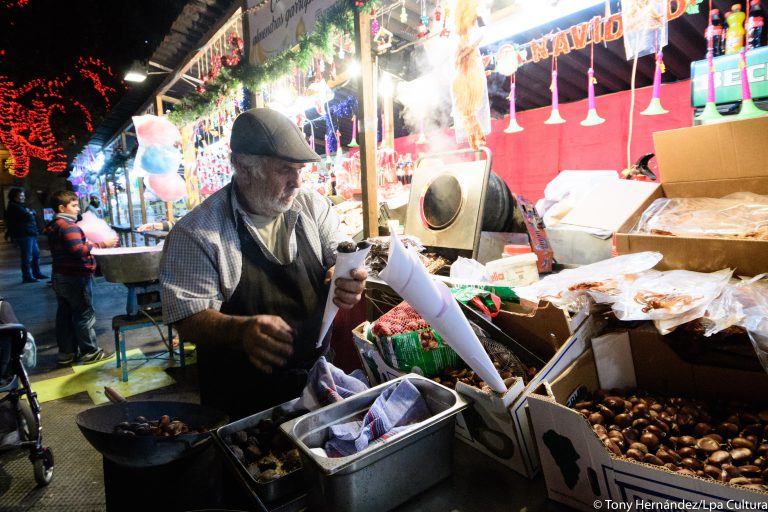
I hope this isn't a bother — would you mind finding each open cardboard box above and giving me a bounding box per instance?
[494,300,588,356]
[527,324,768,511]
[615,117,768,277]
[352,303,605,478]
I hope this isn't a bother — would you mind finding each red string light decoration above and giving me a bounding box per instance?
[1,0,30,8]
[0,57,120,177]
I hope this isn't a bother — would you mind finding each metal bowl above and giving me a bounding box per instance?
[92,247,163,284]
[76,401,228,468]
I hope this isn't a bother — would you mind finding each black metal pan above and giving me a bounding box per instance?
[76,400,228,468]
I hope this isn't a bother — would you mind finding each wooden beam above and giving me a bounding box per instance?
[354,10,379,239]
[121,132,137,246]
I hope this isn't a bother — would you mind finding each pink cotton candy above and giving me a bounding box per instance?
[133,115,181,147]
[146,173,187,202]
[77,211,118,244]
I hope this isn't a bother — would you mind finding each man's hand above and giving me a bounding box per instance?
[240,315,295,374]
[329,266,368,310]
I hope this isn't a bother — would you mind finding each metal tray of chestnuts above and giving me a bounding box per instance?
[213,398,307,505]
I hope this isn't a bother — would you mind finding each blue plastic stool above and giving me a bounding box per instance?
[111,313,185,382]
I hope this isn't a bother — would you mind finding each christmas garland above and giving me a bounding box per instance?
[168,0,356,126]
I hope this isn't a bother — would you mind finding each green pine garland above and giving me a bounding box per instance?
[168,0,356,125]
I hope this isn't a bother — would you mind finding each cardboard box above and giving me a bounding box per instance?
[528,324,768,511]
[494,300,588,357]
[353,303,605,479]
[454,312,604,478]
[546,224,613,266]
[616,117,768,277]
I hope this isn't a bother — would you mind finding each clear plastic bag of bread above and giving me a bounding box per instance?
[514,251,663,311]
[611,268,733,334]
[633,192,768,240]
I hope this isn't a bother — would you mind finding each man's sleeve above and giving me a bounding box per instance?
[312,193,347,267]
[159,224,225,325]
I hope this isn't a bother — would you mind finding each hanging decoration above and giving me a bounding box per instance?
[695,0,722,121]
[641,40,670,115]
[544,55,566,124]
[169,1,354,125]
[4,156,14,175]
[399,0,407,23]
[451,0,489,149]
[581,28,606,126]
[495,44,524,133]
[348,114,359,147]
[736,0,766,119]
[417,0,429,39]
[0,57,119,178]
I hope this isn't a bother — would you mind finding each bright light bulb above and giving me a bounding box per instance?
[379,73,394,97]
[347,61,361,77]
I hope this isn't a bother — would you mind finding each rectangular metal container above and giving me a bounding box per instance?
[214,398,306,506]
[280,374,468,512]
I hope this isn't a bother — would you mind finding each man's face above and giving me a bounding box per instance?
[235,157,305,216]
[14,192,25,203]
[59,200,80,216]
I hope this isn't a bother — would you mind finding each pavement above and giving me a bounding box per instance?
[0,236,199,511]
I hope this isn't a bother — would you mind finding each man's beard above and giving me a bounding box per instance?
[252,187,298,216]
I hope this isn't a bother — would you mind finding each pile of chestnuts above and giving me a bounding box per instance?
[113,415,198,437]
[574,389,768,491]
[225,417,301,482]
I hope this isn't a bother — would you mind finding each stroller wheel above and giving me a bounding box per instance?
[33,447,54,485]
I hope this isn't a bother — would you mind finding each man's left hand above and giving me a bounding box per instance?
[326,266,368,310]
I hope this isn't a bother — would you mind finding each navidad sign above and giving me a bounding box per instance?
[520,0,692,64]
[246,0,344,65]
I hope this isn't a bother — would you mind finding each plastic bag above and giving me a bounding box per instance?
[632,193,768,239]
[611,268,733,334]
[732,276,768,372]
[622,0,668,60]
[514,251,663,311]
[450,257,488,282]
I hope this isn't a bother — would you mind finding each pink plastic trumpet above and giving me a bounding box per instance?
[641,50,669,115]
[581,68,605,126]
[544,70,566,124]
[504,76,524,133]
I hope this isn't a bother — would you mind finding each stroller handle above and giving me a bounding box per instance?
[0,324,27,354]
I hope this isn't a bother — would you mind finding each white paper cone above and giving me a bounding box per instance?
[316,246,371,347]
[379,233,445,319]
[379,233,506,393]
[428,284,507,393]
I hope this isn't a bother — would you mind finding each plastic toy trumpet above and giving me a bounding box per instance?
[641,50,669,116]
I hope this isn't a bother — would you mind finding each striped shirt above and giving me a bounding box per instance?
[45,214,98,277]
[160,183,346,325]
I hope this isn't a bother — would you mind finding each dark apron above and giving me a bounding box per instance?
[197,215,330,420]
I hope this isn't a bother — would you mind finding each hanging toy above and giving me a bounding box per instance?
[641,48,669,115]
[400,0,408,23]
[416,118,429,144]
[434,1,443,22]
[348,115,359,147]
[504,75,523,133]
[736,2,766,119]
[418,15,429,39]
[495,44,523,133]
[372,16,380,37]
[544,56,566,124]
[581,32,605,126]
[440,5,451,37]
[695,1,722,121]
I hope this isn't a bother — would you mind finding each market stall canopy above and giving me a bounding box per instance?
[87,0,240,151]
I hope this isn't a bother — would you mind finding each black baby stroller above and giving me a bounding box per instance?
[0,302,54,485]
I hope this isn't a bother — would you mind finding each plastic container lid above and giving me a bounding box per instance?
[503,244,532,256]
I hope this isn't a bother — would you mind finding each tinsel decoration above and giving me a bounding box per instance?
[324,95,358,153]
[168,0,355,125]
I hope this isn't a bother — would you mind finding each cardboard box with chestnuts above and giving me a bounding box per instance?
[528,324,768,510]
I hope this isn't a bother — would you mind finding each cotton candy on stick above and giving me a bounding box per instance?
[316,241,371,348]
[77,211,118,244]
[379,232,507,393]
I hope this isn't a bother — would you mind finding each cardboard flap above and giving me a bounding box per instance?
[560,180,661,232]
[653,117,768,184]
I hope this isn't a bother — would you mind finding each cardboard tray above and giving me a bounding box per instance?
[616,117,768,276]
[528,324,768,511]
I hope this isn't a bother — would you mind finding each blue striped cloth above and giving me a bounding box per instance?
[325,379,430,457]
[296,356,369,411]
